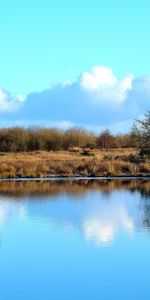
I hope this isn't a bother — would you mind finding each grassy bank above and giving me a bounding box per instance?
[0,148,149,178]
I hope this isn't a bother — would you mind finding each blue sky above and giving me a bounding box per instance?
[0,0,150,131]
[1,0,150,94]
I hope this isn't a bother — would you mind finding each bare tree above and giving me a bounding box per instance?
[135,111,150,158]
[97,129,115,150]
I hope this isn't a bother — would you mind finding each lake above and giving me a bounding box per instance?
[0,178,150,299]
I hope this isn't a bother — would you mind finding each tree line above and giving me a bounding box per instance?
[0,111,149,156]
[0,127,131,152]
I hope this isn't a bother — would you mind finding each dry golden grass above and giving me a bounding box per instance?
[0,148,137,161]
[0,148,149,178]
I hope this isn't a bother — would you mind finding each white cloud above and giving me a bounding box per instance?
[0,65,150,132]
[17,94,24,102]
[40,120,74,129]
[81,66,117,90]
[0,88,23,112]
[80,66,133,103]
[61,80,72,88]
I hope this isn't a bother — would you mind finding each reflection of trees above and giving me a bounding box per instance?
[128,181,150,231]
[137,187,150,198]
[141,197,150,229]
[143,205,150,229]
[0,179,149,200]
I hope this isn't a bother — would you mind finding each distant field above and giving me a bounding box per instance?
[0,148,137,161]
[0,148,149,178]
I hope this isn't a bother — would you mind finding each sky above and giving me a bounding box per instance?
[0,0,150,132]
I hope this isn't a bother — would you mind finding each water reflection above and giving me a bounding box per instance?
[83,202,134,246]
[0,178,149,198]
[1,179,150,300]
[0,179,149,248]
[0,199,26,228]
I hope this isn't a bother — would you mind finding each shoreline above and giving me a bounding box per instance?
[0,175,150,181]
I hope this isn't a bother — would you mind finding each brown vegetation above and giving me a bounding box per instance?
[0,126,137,152]
[0,149,149,178]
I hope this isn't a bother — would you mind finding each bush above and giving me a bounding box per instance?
[80,149,95,157]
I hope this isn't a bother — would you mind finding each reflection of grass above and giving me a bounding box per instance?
[0,149,149,178]
[0,179,150,198]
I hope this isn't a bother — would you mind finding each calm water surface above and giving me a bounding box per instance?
[0,179,150,299]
